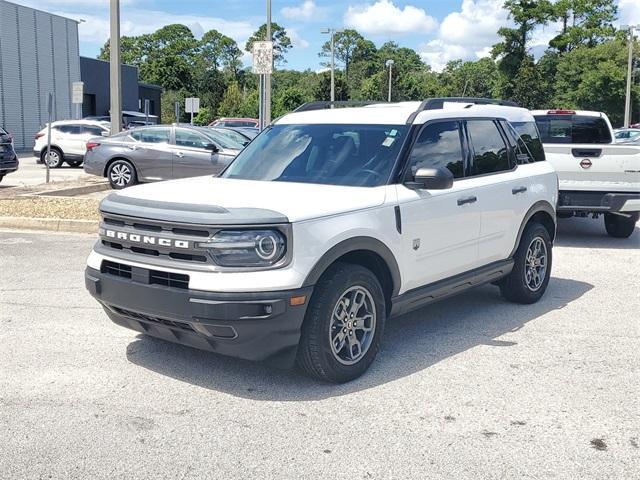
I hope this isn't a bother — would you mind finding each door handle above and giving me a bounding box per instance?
[457,196,477,206]
[176,151,184,158]
[512,186,527,195]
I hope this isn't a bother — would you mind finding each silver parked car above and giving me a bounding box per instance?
[84,124,243,189]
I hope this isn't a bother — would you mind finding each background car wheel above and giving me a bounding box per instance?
[67,160,83,168]
[0,175,4,183]
[500,222,552,304]
[604,213,638,238]
[107,160,137,189]
[296,263,386,383]
[41,148,64,168]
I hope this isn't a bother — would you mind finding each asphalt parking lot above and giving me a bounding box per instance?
[1,153,91,188]
[0,218,638,479]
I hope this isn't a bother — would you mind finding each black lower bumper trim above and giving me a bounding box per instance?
[558,191,640,213]
[85,267,313,366]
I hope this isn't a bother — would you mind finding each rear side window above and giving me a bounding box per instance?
[131,128,170,144]
[56,125,80,134]
[466,120,512,175]
[408,121,464,178]
[534,115,611,144]
[505,121,546,163]
[82,126,106,136]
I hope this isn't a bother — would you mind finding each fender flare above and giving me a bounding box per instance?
[510,200,556,258]
[302,236,402,296]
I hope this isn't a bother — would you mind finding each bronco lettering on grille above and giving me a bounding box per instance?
[100,228,190,249]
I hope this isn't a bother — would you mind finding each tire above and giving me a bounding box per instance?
[67,160,83,168]
[41,148,64,168]
[107,160,137,189]
[604,213,638,238]
[500,223,552,304]
[296,263,386,383]
[0,175,4,183]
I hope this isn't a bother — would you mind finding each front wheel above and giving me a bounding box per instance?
[500,223,552,304]
[107,160,137,189]
[41,148,64,168]
[604,213,638,238]
[296,263,386,383]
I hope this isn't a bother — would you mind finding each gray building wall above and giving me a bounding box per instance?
[80,57,139,117]
[0,0,80,150]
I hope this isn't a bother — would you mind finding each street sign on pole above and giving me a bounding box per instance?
[72,81,84,119]
[252,41,273,75]
[185,97,200,125]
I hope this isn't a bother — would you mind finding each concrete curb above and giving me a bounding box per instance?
[36,182,110,197]
[0,216,98,234]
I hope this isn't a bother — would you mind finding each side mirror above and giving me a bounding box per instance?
[406,166,454,190]
[204,143,219,153]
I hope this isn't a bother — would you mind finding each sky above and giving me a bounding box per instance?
[9,0,640,72]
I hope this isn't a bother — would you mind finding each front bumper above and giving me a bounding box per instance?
[558,191,640,213]
[85,266,313,366]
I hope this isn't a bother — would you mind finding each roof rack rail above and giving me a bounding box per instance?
[294,100,383,112]
[406,97,520,123]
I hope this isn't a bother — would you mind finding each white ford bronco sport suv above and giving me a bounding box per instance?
[85,98,558,383]
[532,109,640,238]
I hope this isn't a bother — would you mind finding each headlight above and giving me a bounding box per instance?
[198,230,287,267]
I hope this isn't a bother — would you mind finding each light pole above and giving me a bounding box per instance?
[109,0,122,133]
[386,59,394,102]
[622,25,638,127]
[264,0,272,127]
[321,28,344,103]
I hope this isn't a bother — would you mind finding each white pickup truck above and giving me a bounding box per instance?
[531,110,640,238]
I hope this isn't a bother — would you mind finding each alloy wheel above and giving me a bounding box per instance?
[110,163,132,187]
[524,236,547,292]
[329,286,377,365]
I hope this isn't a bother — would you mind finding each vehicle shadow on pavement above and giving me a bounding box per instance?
[125,276,593,400]
[556,217,639,250]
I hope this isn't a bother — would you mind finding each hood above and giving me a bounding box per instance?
[101,176,387,224]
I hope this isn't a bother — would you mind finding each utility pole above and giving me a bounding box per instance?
[386,59,395,102]
[109,0,122,133]
[321,28,344,103]
[623,25,637,127]
[264,0,272,126]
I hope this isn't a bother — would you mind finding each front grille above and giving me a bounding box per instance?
[98,213,216,266]
[100,260,190,290]
[111,306,194,332]
[101,260,131,279]
[149,270,189,290]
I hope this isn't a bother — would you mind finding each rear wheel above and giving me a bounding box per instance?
[604,213,638,238]
[296,263,385,383]
[0,175,4,183]
[41,148,64,168]
[107,160,137,189]
[500,223,552,304]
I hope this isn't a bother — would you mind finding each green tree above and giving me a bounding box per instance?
[438,58,500,98]
[218,82,244,117]
[313,71,349,101]
[552,39,637,125]
[319,29,364,82]
[245,23,292,65]
[549,0,617,52]
[193,106,214,125]
[511,57,547,108]
[199,29,243,75]
[273,87,308,117]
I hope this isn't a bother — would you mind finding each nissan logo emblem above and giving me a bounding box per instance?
[580,158,592,169]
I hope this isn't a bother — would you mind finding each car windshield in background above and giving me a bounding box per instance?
[223,124,409,187]
[211,128,250,147]
[534,115,612,144]
[197,128,243,150]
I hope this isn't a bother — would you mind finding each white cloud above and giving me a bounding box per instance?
[618,0,640,26]
[281,1,323,21]
[287,28,310,49]
[344,0,437,35]
[418,0,505,71]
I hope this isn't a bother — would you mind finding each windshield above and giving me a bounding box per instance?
[211,128,250,147]
[223,124,409,187]
[196,128,244,150]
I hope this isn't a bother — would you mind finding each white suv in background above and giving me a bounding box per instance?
[34,120,110,168]
[85,98,558,383]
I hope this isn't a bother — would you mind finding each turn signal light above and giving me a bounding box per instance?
[290,295,307,306]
